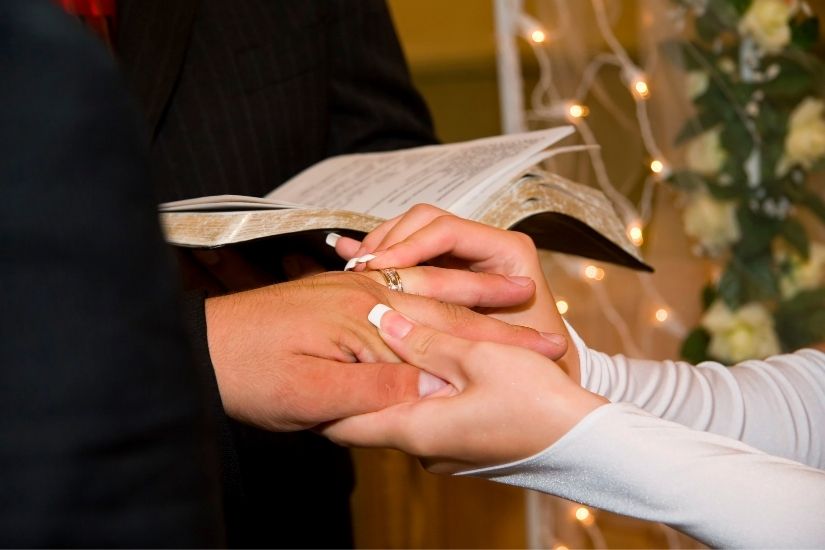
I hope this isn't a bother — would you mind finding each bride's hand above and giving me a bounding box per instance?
[320,305,606,473]
[333,204,579,381]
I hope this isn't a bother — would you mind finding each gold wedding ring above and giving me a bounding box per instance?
[379,268,405,293]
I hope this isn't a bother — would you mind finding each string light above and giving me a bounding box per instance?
[583,264,605,281]
[629,72,650,100]
[500,3,689,546]
[574,506,595,526]
[628,223,644,247]
[567,102,589,119]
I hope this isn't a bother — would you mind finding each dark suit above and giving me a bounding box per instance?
[0,0,222,546]
[115,1,437,547]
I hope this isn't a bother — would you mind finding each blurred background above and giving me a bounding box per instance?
[350,1,825,548]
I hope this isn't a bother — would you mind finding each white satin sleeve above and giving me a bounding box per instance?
[461,403,825,548]
[566,322,825,469]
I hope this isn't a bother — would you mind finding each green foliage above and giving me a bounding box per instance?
[791,16,820,50]
[666,1,825,362]
[730,0,753,16]
[681,328,712,363]
[774,289,825,350]
[781,217,810,259]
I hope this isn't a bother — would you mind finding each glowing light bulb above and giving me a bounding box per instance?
[628,224,644,247]
[567,103,589,119]
[530,29,546,43]
[584,265,605,281]
[630,75,650,99]
[650,159,664,173]
[655,308,669,323]
[556,299,569,315]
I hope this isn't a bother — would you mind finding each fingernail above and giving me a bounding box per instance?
[381,310,414,338]
[368,304,391,328]
[325,232,341,247]
[345,253,377,271]
[505,275,533,287]
[356,253,376,264]
[541,332,567,347]
[418,371,448,398]
[367,305,414,339]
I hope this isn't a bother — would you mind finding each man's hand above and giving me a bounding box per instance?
[206,271,567,432]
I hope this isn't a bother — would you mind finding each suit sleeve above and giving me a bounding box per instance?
[325,0,438,155]
[0,1,223,546]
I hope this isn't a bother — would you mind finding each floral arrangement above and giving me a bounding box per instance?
[665,0,825,363]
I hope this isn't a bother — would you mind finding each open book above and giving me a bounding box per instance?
[160,126,651,271]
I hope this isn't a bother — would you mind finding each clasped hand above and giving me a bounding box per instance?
[323,204,606,471]
[205,270,567,432]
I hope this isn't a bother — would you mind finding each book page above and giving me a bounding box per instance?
[158,195,306,212]
[266,126,574,219]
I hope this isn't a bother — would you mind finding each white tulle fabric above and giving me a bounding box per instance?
[461,325,825,548]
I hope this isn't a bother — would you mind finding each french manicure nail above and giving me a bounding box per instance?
[368,304,392,328]
[418,372,448,398]
[356,253,376,264]
[325,232,341,247]
[344,258,358,271]
[505,275,533,287]
[381,310,414,339]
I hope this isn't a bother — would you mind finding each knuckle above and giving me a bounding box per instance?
[375,364,418,407]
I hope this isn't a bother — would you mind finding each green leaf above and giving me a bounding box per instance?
[702,284,718,310]
[668,170,706,192]
[719,119,754,163]
[791,16,819,51]
[739,253,781,301]
[681,328,711,363]
[730,0,752,15]
[774,288,825,350]
[718,266,743,309]
[781,217,810,259]
[762,59,815,98]
[735,207,782,258]
[674,111,720,145]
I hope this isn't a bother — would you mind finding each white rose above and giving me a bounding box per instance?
[701,300,781,363]
[784,97,825,170]
[682,191,741,255]
[779,242,825,298]
[686,70,709,99]
[738,0,794,54]
[685,127,726,176]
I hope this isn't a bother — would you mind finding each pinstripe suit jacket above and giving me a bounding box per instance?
[116,1,436,547]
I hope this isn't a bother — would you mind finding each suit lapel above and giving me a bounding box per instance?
[116,0,199,137]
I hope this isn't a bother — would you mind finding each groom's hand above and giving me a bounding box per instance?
[206,271,567,431]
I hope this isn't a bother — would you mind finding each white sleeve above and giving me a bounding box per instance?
[567,323,825,469]
[461,403,825,549]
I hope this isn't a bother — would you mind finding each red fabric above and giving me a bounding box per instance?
[56,0,116,50]
[57,0,115,17]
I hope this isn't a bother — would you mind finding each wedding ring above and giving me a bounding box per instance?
[379,268,405,293]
